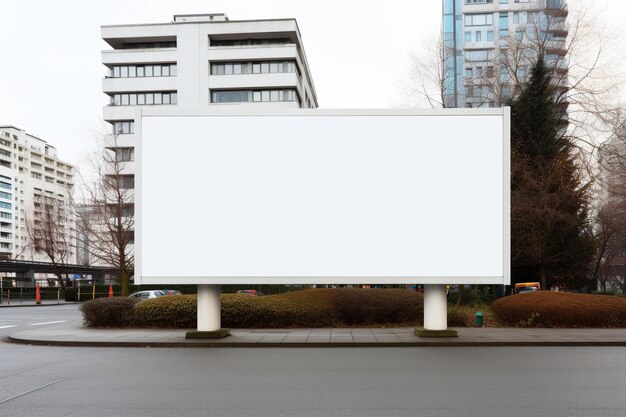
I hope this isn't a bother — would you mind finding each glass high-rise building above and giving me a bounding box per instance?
[442,0,568,108]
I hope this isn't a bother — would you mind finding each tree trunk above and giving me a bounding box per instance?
[121,270,129,297]
[540,266,547,290]
[55,271,66,290]
[456,285,464,306]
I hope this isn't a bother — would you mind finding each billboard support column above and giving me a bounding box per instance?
[416,284,458,337]
[186,284,230,339]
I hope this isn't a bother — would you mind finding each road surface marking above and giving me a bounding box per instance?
[29,320,67,326]
[0,379,63,405]
[0,325,16,329]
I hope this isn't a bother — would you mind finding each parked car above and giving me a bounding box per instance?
[160,290,182,296]
[128,290,165,299]
[236,289,264,296]
[513,282,541,294]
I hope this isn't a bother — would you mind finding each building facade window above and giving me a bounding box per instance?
[110,92,177,106]
[107,175,134,189]
[109,64,176,78]
[499,12,509,30]
[464,13,494,26]
[211,89,298,104]
[114,148,134,162]
[0,202,11,209]
[0,192,11,200]
[465,31,471,42]
[112,121,135,135]
[211,61,299,76]
[210,38,291,47]
[0,182,10,190]
[120,41,176,49]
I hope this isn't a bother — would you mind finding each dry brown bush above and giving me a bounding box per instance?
[491,291,626,327]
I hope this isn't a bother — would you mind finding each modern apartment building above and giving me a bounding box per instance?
[97,13,318,272]
[442,0,568,108]
[101,12,317,148]
[0,126,76,264]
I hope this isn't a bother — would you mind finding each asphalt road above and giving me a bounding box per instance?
[2,306,626,417]
[0,304,81,338]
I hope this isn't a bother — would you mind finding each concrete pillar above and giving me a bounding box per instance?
[423,284,448,331]
[186,284,229,339]
[197,284,221,331]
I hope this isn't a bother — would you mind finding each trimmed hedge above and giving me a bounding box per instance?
[490,291,626,327]
[132,294,197,328]
[83,288,424,328]
[81,297,140,327]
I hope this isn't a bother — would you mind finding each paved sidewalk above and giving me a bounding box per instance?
[8,323,626,347]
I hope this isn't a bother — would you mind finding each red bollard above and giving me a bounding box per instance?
[35,284,41,305]
[108,285,113,298]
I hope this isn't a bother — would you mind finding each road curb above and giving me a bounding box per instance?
[8,334,626,348]
[0,303,71,308]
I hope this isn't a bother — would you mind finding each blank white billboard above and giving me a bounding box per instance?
[137,109,509,285]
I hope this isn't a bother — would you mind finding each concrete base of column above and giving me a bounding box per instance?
[417,284,457,337]
[186,329,230,339]
[186,284,229,339]
[414,327,458,337]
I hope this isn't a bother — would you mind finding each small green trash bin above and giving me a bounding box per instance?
[475,311,484,327]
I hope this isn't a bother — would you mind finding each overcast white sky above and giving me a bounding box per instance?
[0,0,624,171]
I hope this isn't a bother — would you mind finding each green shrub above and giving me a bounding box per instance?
[83,288,425,328]
[448,290,497,306]
[491,291,626,327]
[132,295,197,328]
[447,305,473,327]
[81,297,140,327]
[65,287,78,302]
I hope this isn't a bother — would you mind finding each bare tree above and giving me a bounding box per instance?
[592,123,626,292]
[409,35,455,108]
[25,194,75,288]
[410,1,625,140]
[78,134,134,296]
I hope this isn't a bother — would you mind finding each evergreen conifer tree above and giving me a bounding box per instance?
[511,56,593,290]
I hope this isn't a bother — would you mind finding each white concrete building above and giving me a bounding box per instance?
[0,126,76,264]
[99,13,318,262]
[101,13,318,164]
[100,13,318,335]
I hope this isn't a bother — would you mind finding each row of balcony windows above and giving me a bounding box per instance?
[110,92,177,106]
[107,64,177,78]
[211,89,298,103]
[210,61,299,77]
[109,89,301,106]
[116,39,294,50]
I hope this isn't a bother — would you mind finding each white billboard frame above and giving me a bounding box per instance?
[135,108,510,286]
